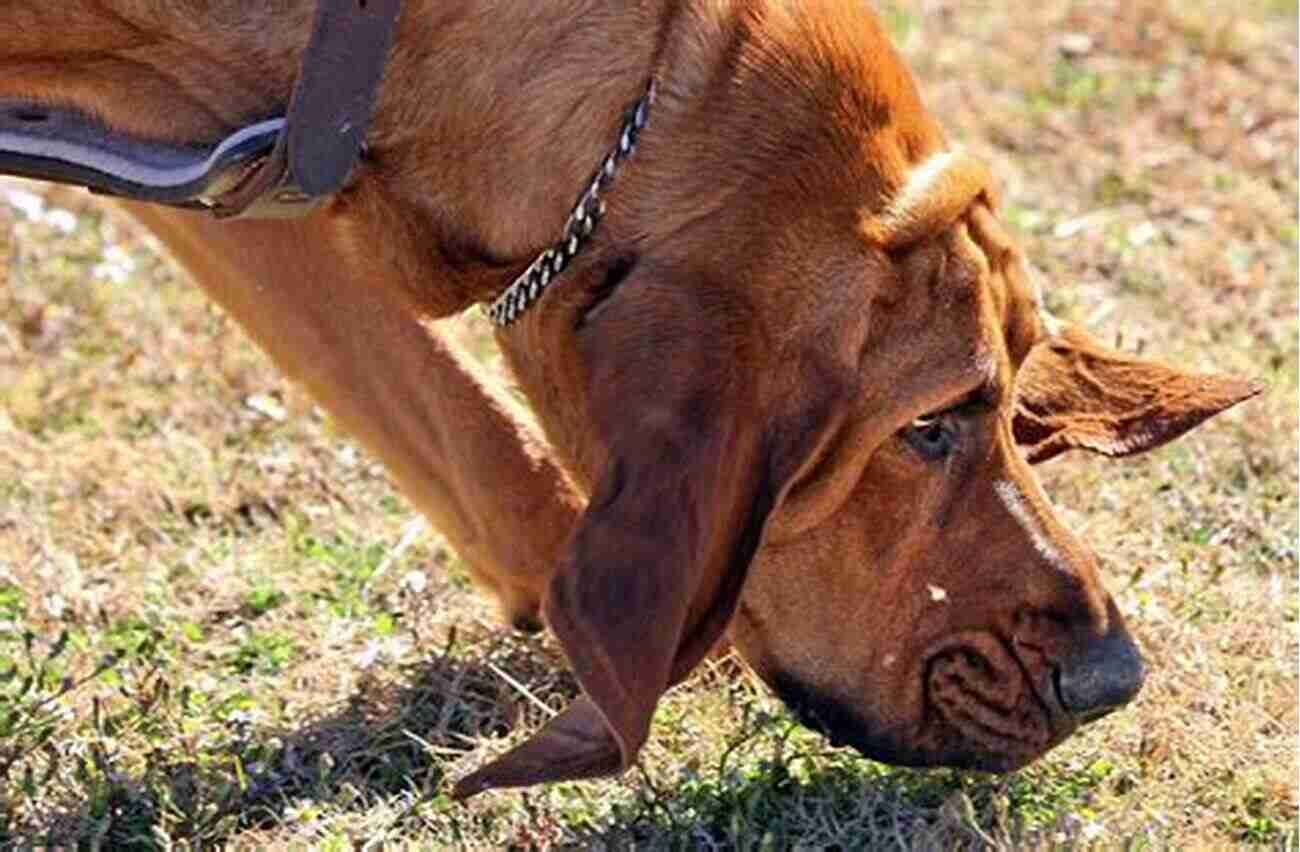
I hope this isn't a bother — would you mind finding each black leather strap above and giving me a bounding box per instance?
[0,111,284,210]
[0,0,402,218]
[216,0,402,216]
[290,0,402,197]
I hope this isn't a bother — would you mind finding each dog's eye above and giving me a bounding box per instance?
[903,411,956,461]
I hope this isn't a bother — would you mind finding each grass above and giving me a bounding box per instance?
[1,0,1296,847]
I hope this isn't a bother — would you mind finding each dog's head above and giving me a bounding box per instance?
[0,0,1259,797]
[460,3,1259,795]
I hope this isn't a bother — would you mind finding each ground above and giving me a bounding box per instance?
[0,0,1295,848]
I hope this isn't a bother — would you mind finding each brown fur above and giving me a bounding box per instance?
[0,0,1258,795]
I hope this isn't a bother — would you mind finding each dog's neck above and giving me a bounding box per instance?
[1,0,940,321]
[356,0,671,312]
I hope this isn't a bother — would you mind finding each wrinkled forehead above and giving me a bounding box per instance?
[867,147,1046,375]
[865,148,994,250]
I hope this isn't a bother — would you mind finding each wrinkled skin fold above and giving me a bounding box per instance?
[0,0,1260,798]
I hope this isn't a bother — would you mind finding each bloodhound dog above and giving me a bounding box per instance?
[0,0,1257,797]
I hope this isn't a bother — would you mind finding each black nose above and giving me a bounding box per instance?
[1056,626,1145,721]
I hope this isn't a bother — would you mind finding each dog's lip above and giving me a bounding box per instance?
[1020,657,1083,745]
[1013,646,1080,736]
[1050,667,1070,716]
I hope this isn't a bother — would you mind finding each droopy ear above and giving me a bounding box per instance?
[1013,323,1262,464]
[452,287,845,798]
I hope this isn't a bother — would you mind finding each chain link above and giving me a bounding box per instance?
[485,78,656,326]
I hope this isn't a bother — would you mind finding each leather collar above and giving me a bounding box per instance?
[0,0,401,219]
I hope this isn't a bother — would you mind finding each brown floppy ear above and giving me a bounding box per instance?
[1013,322,1262,464]
[452,285,845,798]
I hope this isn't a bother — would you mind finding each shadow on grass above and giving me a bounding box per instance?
[13,628,576,848]
[545,693,1115,851]
[16,634,1108,849]
[213,629,580,837]
[572,750,1100,850]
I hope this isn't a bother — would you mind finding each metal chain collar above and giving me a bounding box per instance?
[485,78,657,326]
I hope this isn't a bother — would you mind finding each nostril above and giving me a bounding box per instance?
[1055,628,1146,719]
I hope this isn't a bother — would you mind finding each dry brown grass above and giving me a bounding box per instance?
[0,0,1295,848]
